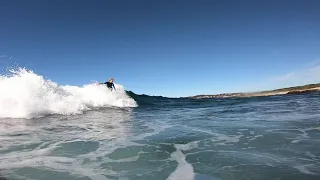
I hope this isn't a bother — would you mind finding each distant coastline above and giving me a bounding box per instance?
[189,83,320,99]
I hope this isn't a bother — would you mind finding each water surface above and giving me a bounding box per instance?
[1,93,320,180]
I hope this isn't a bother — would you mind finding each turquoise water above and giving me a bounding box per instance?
[1,93,320,180]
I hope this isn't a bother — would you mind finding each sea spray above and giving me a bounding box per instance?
[0,68,137,119]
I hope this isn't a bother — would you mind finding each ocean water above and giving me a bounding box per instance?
[1,69,320,180]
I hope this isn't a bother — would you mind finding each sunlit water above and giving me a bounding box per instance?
[1,91,320,180]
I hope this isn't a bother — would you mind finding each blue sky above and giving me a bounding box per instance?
[0,0,319,97]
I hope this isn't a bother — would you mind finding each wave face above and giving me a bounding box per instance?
[0,68,137,119]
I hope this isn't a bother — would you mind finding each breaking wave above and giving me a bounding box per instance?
[0,68,137,119]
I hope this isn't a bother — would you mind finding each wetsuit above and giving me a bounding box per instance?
[100,81,116,90]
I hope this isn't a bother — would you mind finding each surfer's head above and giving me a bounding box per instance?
[109,78,114,83]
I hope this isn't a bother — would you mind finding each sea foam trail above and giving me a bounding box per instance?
[0,68,137,119]
[166,143,196,180]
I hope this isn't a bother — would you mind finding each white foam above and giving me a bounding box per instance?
[294,164,318,175]
[166,150,195,180]
[89,175,110,180]
[184,126,243,145]
[166,143,198,180]
[0,68,137,119]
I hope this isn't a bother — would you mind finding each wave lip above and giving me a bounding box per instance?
[0,68,137,119]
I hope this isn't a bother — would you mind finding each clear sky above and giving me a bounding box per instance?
[0,0,319,97]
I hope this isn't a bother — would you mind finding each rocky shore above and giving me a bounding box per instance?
[189,83,320,99]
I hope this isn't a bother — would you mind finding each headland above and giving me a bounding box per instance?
[189,83,320,99]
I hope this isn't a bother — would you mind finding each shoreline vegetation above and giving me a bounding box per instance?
[189,83,320,99]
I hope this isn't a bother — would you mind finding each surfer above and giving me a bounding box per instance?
[99,78,116,91]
